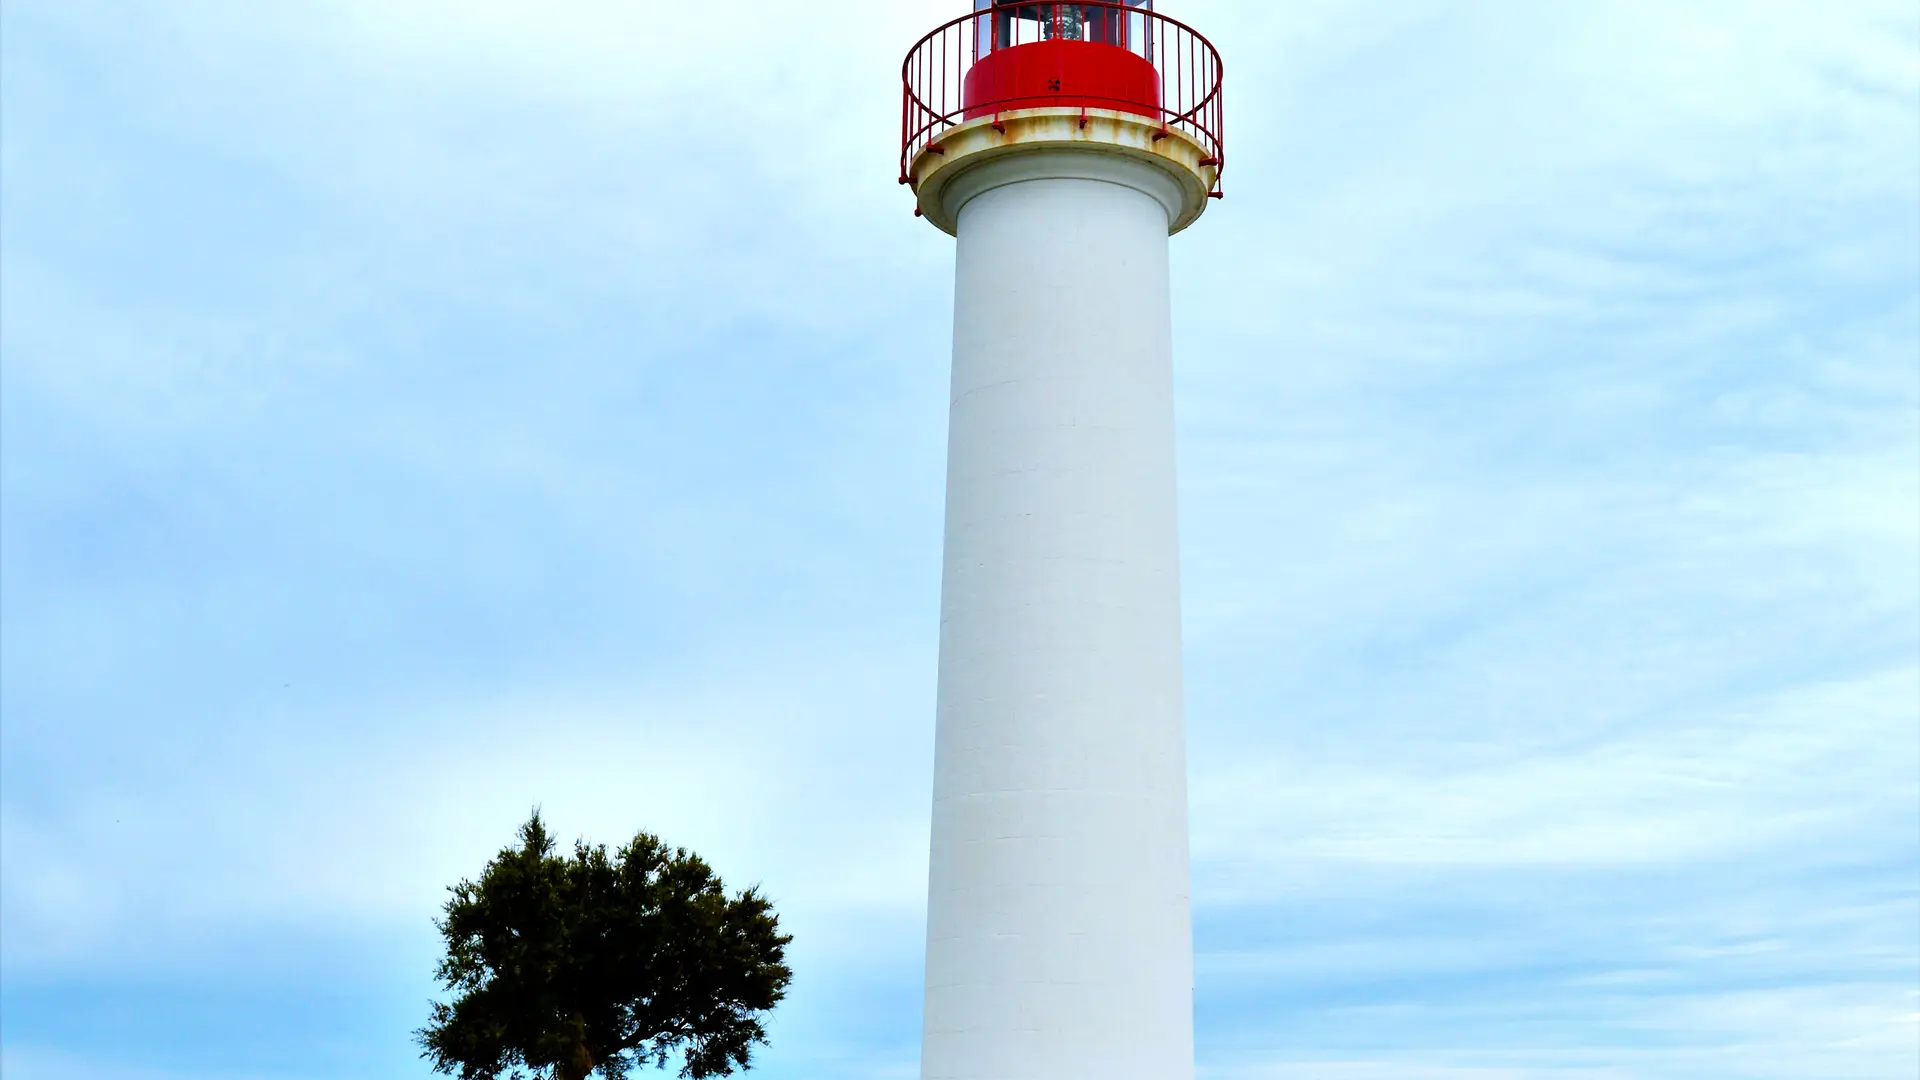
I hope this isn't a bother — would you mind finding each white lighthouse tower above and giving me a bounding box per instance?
[900,4,1224,1077]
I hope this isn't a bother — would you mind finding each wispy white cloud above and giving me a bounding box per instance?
[1,639,935,967]
[1195,667,1917,880]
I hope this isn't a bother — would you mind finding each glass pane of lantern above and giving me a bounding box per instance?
[971,1,1156,56]
[1043,5,1086,42]
[1127,0,1153,57]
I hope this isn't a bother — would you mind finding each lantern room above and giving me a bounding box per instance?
[964,1,1161,120]
[901,1,1225,232]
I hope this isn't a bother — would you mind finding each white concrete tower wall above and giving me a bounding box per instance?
[921,149,1194,1080]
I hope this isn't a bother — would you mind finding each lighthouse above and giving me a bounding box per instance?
[900,3,1224,1077]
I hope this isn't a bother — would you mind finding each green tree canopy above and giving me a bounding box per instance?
[420,812,792,1080]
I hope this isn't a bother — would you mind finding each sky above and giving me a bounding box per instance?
[1,1,1916,1078]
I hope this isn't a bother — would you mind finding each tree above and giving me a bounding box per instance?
[420,812,793,1080]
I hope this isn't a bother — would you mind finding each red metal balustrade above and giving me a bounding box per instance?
[901,2,1225,197]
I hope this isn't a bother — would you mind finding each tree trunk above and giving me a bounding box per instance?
[557,1043,595,1080]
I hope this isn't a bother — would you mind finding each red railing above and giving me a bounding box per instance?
[901,2,1224,195]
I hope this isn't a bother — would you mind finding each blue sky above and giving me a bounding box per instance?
[2,1,1915,1078]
